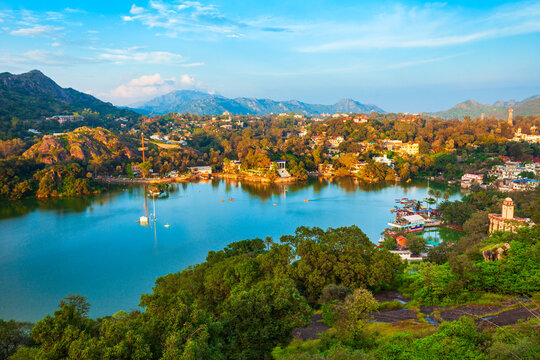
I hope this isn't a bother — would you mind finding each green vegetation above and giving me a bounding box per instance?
[2,219,538,359]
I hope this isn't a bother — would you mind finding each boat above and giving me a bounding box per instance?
[139,216,149,225]
[147,185,164,197]
[164,224,170,228]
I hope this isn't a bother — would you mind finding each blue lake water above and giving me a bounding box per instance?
[0,179,461,322]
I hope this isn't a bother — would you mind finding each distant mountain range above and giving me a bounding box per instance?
[130,90,385,115]
[427,95,540,120]
[0,70,135,123]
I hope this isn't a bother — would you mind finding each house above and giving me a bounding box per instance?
[353,115,368,123]
[382,140,419,156]
[398,143,419,156]
[270,160,290,178]
[389,250,425,262]
[383,140,403,151]
[352,162,367,172]
[489,162,540,180]
[189,166,212,175]
[512,127,540,143]
[318,164,334,174]
[512,178,540,191]
[47,115,83,124]
[373,154,394,168]
[223,160,241,172]
[328,136,344,148]
[461,173,484,188]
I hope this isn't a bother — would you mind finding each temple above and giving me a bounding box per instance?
[488,197,534,233]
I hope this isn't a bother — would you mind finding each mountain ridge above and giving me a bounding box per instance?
[0,70,136,123]
[428,95,540,120]
[132,90,385,115]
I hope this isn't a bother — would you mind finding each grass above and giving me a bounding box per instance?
[466,293,513,307]
[377,300,404,311]
[272,338,322,359]
[365,320,436,338]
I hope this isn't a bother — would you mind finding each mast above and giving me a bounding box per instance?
[141,134,146,163]
[138,133,149,178]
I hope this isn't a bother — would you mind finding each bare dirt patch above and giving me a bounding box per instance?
[292,313,330,341]
[438,305,505,322]
[374,290,410,303]
[477,306,540,327]
[373,309,417,323]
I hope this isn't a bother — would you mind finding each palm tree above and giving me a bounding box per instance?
[434,190,441,205]
[264,236,274,250]
[443,190,451,201]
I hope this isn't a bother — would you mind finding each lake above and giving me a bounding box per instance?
[0,178,462,322]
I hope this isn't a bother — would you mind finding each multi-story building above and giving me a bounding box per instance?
[461,173,484,188]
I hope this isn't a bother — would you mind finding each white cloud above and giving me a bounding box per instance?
[0,50,94,66]
[98,47,203,66]
[10,25,63,37]
[104,73,202,104]
[121,0,293,38]
[299,1,540,52]
[130,4,146,15]
[180,74,195,85]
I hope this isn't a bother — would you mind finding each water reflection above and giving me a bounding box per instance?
[0,190,125,220]
[0,178,460,221]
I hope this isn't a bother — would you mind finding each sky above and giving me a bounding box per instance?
[0,0,539,112]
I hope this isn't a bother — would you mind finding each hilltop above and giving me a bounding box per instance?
[0,70,136,123]
[132,90,385,115]
[429,95,540,119]
[23,127,136,165]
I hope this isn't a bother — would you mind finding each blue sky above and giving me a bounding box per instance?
[0,0,539,112]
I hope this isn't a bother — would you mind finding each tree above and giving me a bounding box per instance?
[281,226,402,304]
[407,234,427,255]
[0,320,34,359]
[220,278,311,359]
[443,190,451,201]
[31,295,95,359]
[434,190,442,204]
[264,236,274,250]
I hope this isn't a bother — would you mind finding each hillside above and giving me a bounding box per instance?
[429,95,540,119]
[23,127,136,165]
[0,70,135,122]
[132,90,385,115]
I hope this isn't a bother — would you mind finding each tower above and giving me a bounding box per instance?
[508,108,513,126]
[480,112,485,121]
[501,197,514,220]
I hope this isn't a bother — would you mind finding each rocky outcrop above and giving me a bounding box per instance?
[23,127,135,164]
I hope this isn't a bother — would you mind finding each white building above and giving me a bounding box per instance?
[373,154,394,168]
[189,166,212,175]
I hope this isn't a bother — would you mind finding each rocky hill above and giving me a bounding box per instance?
[23,127,136,165]
[132,90,385,115]
[0,70,136,122]
[429,95,540,120]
